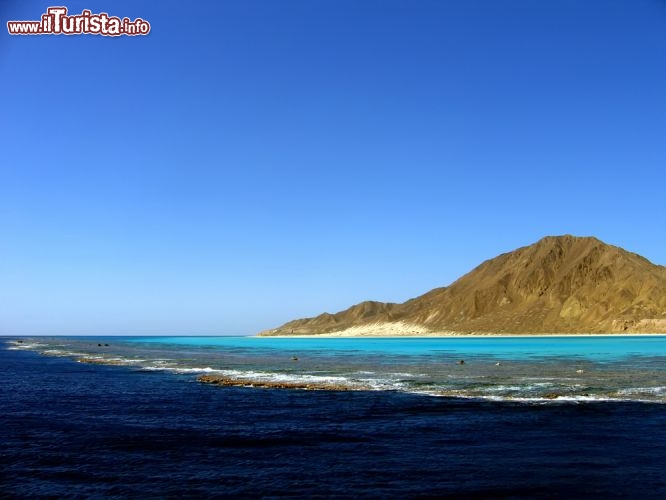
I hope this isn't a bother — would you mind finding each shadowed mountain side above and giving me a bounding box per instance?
[260,236,666,335]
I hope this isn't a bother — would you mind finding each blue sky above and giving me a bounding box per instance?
[2,0,665,335]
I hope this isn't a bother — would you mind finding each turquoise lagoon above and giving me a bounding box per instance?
[129,335,666,360]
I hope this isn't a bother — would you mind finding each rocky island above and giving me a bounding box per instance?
[260,235,666,336]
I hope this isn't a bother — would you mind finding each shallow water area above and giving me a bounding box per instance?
[9,335,666,402]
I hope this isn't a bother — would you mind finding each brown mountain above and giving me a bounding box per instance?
[259,235,666,335]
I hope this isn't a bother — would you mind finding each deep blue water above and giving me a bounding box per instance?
[2,338,666,497]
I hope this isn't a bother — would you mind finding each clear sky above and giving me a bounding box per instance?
[2,0,665,335]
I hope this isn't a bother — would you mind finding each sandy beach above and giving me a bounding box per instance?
[260,321,666,338]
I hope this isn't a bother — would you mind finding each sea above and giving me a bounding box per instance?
[2,335,666,498]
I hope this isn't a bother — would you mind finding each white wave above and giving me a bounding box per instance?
[407,389,666,404]
[139,366,353,386]
[484,385,532,392]
[617,386,666,396]
[519,377,578,382]
[356,377,407,390]
[139,365,217,373]
[170,367,225,374]
[221,370,350,385]
[8,342,47,349]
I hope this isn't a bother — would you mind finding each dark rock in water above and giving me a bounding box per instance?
[292,356,299,361]
[17,340,23,343]
[105,344,110,347]
[197,374,357,391]
[78,357,126,366]
[458,360,465,365]
[98,344,102,347]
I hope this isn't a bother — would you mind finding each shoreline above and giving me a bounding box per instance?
[257,332,666,339]
[4,332,666,341]
[258,320,666,338]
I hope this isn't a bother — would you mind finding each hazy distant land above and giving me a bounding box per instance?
[260,235,666,336]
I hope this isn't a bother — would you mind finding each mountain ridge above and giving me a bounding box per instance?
[259,235,666,335]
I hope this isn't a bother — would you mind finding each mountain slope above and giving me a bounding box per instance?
[259,235,666,335]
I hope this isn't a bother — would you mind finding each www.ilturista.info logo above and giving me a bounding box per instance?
[7,6,150,36]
